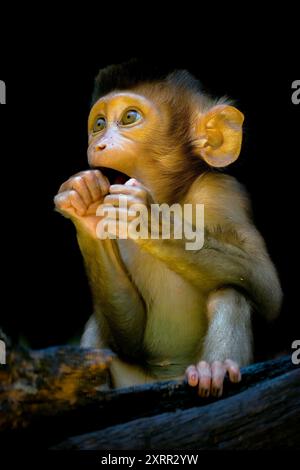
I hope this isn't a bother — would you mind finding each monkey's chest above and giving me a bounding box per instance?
[117,240,208,368]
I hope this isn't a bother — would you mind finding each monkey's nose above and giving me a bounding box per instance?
[95,144,106,151]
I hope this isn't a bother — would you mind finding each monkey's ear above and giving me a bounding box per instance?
[194,105,244,167]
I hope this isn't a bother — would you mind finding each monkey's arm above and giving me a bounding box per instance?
[105,175,282,320]
[135,224,282,321]
[136,174,281,320]
[54,170,147,357]
[77,228,146,356]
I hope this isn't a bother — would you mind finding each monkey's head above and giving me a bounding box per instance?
[87,60,244,200]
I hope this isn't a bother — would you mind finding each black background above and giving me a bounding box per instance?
[0,21,299,359]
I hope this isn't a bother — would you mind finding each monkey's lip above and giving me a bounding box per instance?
[97,167,129,185]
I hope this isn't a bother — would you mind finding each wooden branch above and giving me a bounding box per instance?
[53,368,300,450]
[0,349,297,449]
[0,346,113,432]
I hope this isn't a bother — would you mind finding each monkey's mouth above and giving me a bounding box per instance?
[98,167,129,185]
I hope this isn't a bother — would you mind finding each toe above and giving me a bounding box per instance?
[224,359,241,383]
[185,365,199,387]
[197,361,212,397]
[211,361,226,397]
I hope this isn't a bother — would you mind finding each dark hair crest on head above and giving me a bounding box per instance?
[92,59,202,105]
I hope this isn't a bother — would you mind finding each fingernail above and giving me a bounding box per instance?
[125,178,137,186]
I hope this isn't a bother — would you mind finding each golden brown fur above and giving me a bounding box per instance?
[54,63,282,395]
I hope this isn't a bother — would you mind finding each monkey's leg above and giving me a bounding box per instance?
[81,314,104,348]
[186,288,253,397]
[81,315,155,388]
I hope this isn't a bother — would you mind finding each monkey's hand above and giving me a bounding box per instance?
[54,170,110,237]
[185,359,241,398]
[100,178,153,238]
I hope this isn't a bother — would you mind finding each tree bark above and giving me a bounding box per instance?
[0,346,112,433]
[53,367,300,450]
[0,349,298,449]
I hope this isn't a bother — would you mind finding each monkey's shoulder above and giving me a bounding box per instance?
[188,171,253,226]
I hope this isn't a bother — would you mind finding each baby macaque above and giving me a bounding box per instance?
[54,61,282,397]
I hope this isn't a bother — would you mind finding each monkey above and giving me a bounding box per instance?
[54,61,282,397]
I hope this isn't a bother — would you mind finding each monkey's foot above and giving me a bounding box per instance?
[185,359,241,398]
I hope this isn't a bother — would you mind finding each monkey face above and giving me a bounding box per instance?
[87,86,244,192]
[87,92,164,181]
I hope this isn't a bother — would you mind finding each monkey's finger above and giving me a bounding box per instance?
[82,170,106,201]
[109,184,139,194]
[86,201,103,216]
[59,179,72,193]
[125,178,142,187]
[59,175,84,193]
[54,192,72,211]
[68,176,92,206]
[211,361,226,397]
[109,184,148,200]
[224,359,241,383]
[196,361,212,397]
[93,170,110,196]
[125,179,153,203]
[124,179,151,198]
[58,171,101,200]
[55,191,86,217]
[103,194,130,207]
[71,169,110,196]
[69,190,87,216]
[110,186,150,207]
[185,365,199,387]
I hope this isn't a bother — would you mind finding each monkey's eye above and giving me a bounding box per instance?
[120,109,142,126]
[93,116,106,133]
